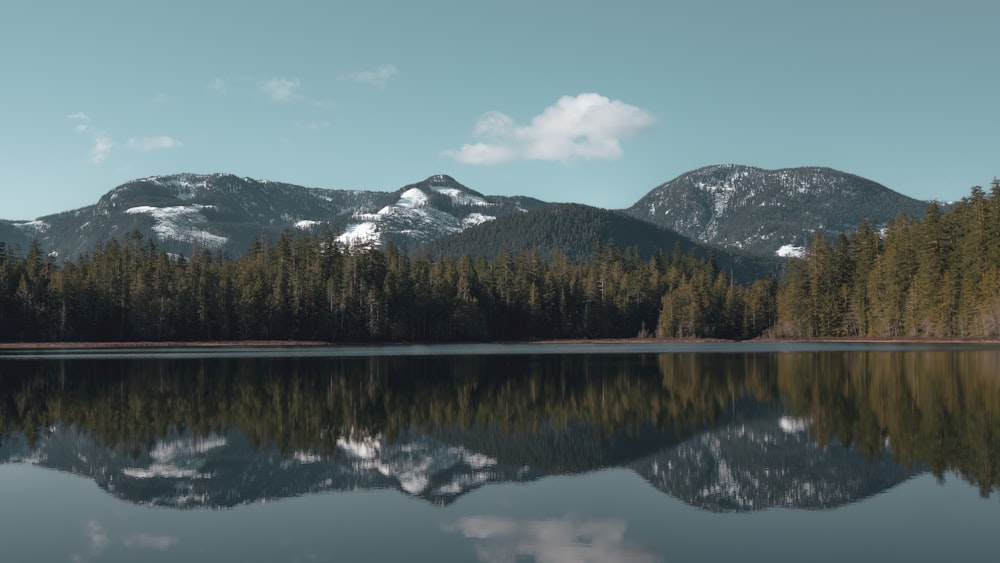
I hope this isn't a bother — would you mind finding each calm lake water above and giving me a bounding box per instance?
[1,343,998,563]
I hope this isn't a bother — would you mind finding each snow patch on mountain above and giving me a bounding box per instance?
[394,188,428,209]
[462,213,495,227]
[337,185,487,247]
[337,220,380,246]
[433,186,489,207]
[126,205,228,248]
[776,244,805,258]
[13,220,50,233]
[295,220,322,230]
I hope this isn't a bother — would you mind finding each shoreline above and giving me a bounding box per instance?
[2,336,1000,350]
[0,340,331,350]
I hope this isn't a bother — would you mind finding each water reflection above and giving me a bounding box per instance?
[2,347,999,511]
[446,516,659,563]
[70,519,179,563]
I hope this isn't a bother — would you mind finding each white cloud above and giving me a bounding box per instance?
[68,112,111,163]
[344,64,398,87]
[152,93,169,104]
[259,77,301,101]
[127,136,182,152]
[207,77,226,93]
[91,134,113,164]
[443,93,655,165]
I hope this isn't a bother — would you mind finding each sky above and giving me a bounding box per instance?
[2,0,998,220]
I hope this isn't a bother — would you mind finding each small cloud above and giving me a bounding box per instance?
[311,99,336,110]
[68,112,115,164]
[127,136,182,152]
[259,77,301,101]
[343,64,398,88]
[207,77,226,93]
[68,112,91,133]
[152,93,169,104]
[91,134,113,164]
[443,93,656,165]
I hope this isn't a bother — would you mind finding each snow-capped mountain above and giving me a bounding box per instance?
[335,174,544,248]
[0,173,543,261]
[624,165,931,256]
[0,166,933,262]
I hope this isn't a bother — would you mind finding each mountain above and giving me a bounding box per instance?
[0,173,544,261]
[624,165,932,256]
[1,166,933,264]
[335,174,545,250]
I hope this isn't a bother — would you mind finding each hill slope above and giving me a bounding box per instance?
[625,165,931,255]
[424,203,781,283]
[0,173,544,261]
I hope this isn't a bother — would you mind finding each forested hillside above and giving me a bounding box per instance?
[774,180,1000,338]
[1,180,996,343]
[424,203,781,284]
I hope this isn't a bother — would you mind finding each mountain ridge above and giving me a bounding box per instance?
[624,164,932,255]
[1,166,934,262]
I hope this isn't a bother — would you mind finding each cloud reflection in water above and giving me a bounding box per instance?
[446,515,660,563]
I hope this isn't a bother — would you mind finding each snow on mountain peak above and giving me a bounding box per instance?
[434,186,490,207]
[125,204,228,248]
[393,188,429,210]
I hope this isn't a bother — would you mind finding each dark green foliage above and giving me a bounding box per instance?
[425,203,781,285]
[0,229,776,342]
[775,182,1000,338]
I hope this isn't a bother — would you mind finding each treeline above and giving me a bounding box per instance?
[774,179,1000,338]
[0,231,773,342]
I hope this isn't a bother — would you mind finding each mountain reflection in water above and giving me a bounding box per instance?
[1,347,999,511]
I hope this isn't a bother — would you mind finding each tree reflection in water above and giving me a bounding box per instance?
[1,347,998,503]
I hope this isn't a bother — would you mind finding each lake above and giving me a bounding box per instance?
[1,343,998,562]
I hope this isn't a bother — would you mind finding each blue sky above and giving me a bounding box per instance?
[2,0,997,220]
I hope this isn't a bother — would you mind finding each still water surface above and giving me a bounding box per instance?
[1,343,998,562]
